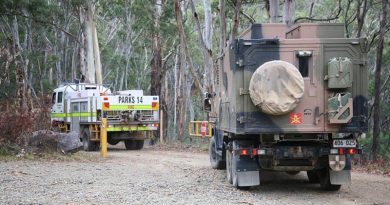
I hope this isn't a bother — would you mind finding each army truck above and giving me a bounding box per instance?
[208,23,367,190]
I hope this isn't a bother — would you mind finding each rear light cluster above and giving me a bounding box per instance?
[238,148,267,156]
[330,148,358,155]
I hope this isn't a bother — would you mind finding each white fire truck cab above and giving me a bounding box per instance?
[51,83,159,151]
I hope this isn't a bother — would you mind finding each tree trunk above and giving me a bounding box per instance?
[372,0,388,160]
[85,0,96,84]
[93,20,102,84]
[218,0,226,90]
[356,0,368,38]
[12,16,27,109]
[269,0,279,23]
[173,47,179,137]
[174,0,203,93]
[175,0,188,141]
[151,0,167,142]
[283,0,295,27]
[231,0,243,41]
[79,7,86,82]
[189,0,214,95]
[203,0,215,98]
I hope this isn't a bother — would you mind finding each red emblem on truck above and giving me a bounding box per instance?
[290,113,302,124]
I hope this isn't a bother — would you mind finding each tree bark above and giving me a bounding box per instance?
[356,0,368,38]
[283,0,295,27]
[175,0,189,141]
[85,0,96,84]
[151,0,168,143]
[231,0,243,41]
[269,0,279,23]
[372,0,388,160]
[93,19,102,84]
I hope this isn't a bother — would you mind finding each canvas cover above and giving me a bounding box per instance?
[249,60,304,115]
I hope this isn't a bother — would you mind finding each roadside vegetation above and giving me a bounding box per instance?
[0,0,389,170]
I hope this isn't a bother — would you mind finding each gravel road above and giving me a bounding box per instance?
[1,144,390,205]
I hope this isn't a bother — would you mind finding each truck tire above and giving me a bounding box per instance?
[107,138,120,145]
[124,140,137,150]
[209,136,225,169]
[226,148,233,184]
[82,128,99,151]
[307,170,320,183]
[318,168,341,191]
[124,140,144,150]
[135,140,144,150]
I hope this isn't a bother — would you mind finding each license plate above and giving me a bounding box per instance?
[333,139,357,148]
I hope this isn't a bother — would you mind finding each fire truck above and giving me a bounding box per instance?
[51,83,159,151]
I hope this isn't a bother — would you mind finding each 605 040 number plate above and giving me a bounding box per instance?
[333,139,356,148]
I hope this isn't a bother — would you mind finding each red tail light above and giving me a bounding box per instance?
[252,149,257,155]
[339,148,344,155]
[240,149,249,156]
[348,148,356,155]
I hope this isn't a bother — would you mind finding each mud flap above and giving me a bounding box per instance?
[232,140,260,187]
[236,171,260,187]
[329,170,351,185]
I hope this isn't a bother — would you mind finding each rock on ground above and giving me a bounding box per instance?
[29,130,82,154]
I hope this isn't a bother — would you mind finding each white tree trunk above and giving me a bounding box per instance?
[93,20,102,84]
[85,0,96,83]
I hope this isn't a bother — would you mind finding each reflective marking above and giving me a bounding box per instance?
[107,126,152,132]
[51,112,96,117]
[108,105,153,110]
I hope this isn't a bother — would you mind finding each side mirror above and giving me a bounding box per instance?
[204,92,215,112]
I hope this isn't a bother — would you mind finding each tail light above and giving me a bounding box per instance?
[240,149,249,156]
[348,148,357,155]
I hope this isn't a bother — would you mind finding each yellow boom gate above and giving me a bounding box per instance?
[189,121,213,137]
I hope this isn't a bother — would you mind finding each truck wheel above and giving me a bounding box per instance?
[307,170,320,183]
[318,169,341,191]
[107,138,120,145]
[226,148,233,184]
[82,129,98,151]
[209,136,225,169]
[135,140,144,150]
[124,140,137,150]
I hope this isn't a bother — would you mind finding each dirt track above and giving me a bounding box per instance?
[1,144,390,205]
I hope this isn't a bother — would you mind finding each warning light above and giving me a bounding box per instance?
[103,102,110,110]
[152,102,159,110]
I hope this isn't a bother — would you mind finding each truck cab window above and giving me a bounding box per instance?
[52,93,56,104]
[296,51,312,78]
[298,56,309,77]
[57,92,63,103]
